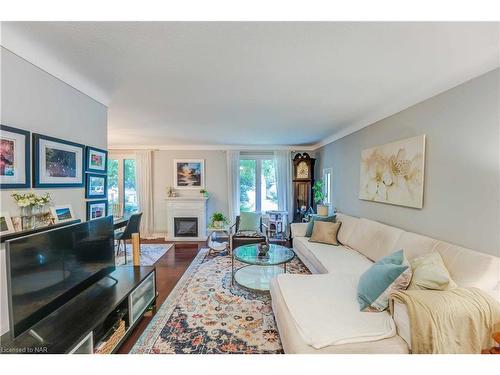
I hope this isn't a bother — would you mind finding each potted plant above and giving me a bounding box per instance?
[200,189,209,198]
[209,212,228,229]
[312,180,329,216]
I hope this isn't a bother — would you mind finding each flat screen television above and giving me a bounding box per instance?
[6,215,115,338]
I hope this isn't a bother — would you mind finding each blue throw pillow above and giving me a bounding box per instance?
[305,215,336,237]
[357,250,412,312]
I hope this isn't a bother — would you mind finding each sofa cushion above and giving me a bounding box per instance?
[336,213,359,245]
[347,218,404,262]
[434,242,500,300]
[305,215,336,237]
[290,222,308,238]
[293,236,329,274]
[357,250,412,312]
[294,236,374,276]
[408,252,457,291]
[238,212,260,231]
[309,221,341,246]
[273,273,396,349]
[394,231,439,261]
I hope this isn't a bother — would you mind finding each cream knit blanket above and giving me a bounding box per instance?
[390,288,500,354]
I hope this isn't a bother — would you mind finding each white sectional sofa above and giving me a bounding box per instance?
[270,213,500,354]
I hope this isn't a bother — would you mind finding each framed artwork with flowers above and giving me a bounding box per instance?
[359,135,426,209]
[0,124,30,189]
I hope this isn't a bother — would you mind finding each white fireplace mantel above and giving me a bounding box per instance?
[165,197,208,241]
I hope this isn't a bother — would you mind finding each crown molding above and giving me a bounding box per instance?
[1,26,109,106]
[108,143,318,152]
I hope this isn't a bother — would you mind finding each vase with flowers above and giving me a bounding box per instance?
[12,192,51,230]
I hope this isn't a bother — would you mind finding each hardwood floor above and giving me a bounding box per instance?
[117,240,205,353]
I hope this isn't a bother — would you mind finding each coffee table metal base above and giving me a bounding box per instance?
[233,265,284,293]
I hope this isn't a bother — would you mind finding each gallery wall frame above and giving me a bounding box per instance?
[0,124,31,189]
[33,133,85,188]
[85,172,107,199]
[85,146,108,174]
[86,199,108,221]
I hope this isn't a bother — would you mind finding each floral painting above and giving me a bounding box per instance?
[0,138,15,176]
[0,125,30,189]
[359,135,426,208]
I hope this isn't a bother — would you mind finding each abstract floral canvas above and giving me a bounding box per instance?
[359,135,426,208]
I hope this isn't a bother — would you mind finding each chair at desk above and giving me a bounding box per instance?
[115,212,143,264]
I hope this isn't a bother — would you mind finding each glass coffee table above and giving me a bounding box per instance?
[231,243,295,293]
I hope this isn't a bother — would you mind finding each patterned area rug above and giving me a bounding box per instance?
[115,243,173,266]
[131,248,310,354]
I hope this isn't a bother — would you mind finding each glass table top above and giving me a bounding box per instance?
[233,244,295,266]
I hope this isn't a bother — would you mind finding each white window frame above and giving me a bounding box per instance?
[322,168,333,207]
[108,152,136,217]
[240,154,276,213]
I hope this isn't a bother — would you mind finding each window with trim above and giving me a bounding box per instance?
[107,154,138,217]
[323,168,332,205]
[239,156,278,213]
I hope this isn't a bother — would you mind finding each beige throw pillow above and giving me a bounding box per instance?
[408,252,457,290]
[309,221,341,246]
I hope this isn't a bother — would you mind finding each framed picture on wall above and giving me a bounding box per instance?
[85,146,108,174]
[0,124,30,189]
[85,172,107,199]
[33,133,85,188]
[50,205,76,223]
[86,199,108,221]
[174,159,205,189]
[0,212,15,235]
[359,134,426,209]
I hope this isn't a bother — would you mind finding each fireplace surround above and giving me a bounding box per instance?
[165,197,208,241]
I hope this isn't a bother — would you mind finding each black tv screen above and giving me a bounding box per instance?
[6,216,115,338]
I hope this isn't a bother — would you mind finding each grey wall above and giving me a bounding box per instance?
[0,48,108,218]
[151,150,228,236]
[0,48,108,336]
[316,69,499,257]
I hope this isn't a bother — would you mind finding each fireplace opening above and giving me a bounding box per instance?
[174,217,198,237]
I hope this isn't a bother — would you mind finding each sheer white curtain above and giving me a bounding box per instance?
[226,150,240,223]
[135,150,155,238]
[274,150,293,222]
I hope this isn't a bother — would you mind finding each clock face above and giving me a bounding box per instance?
[296,161,309,179]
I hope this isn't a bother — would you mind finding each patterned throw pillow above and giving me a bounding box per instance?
[357,250,412,312]
[305,215,336,237]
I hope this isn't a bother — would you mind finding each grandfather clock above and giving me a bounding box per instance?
[292,153,316,222]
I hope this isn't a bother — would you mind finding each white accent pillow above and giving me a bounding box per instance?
[408,252,457,290]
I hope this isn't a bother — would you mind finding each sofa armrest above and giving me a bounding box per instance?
[290,223,308,238]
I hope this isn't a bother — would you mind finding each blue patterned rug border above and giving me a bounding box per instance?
[130,248,209,353]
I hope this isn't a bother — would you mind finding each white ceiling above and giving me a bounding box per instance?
[2,22,499,149]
